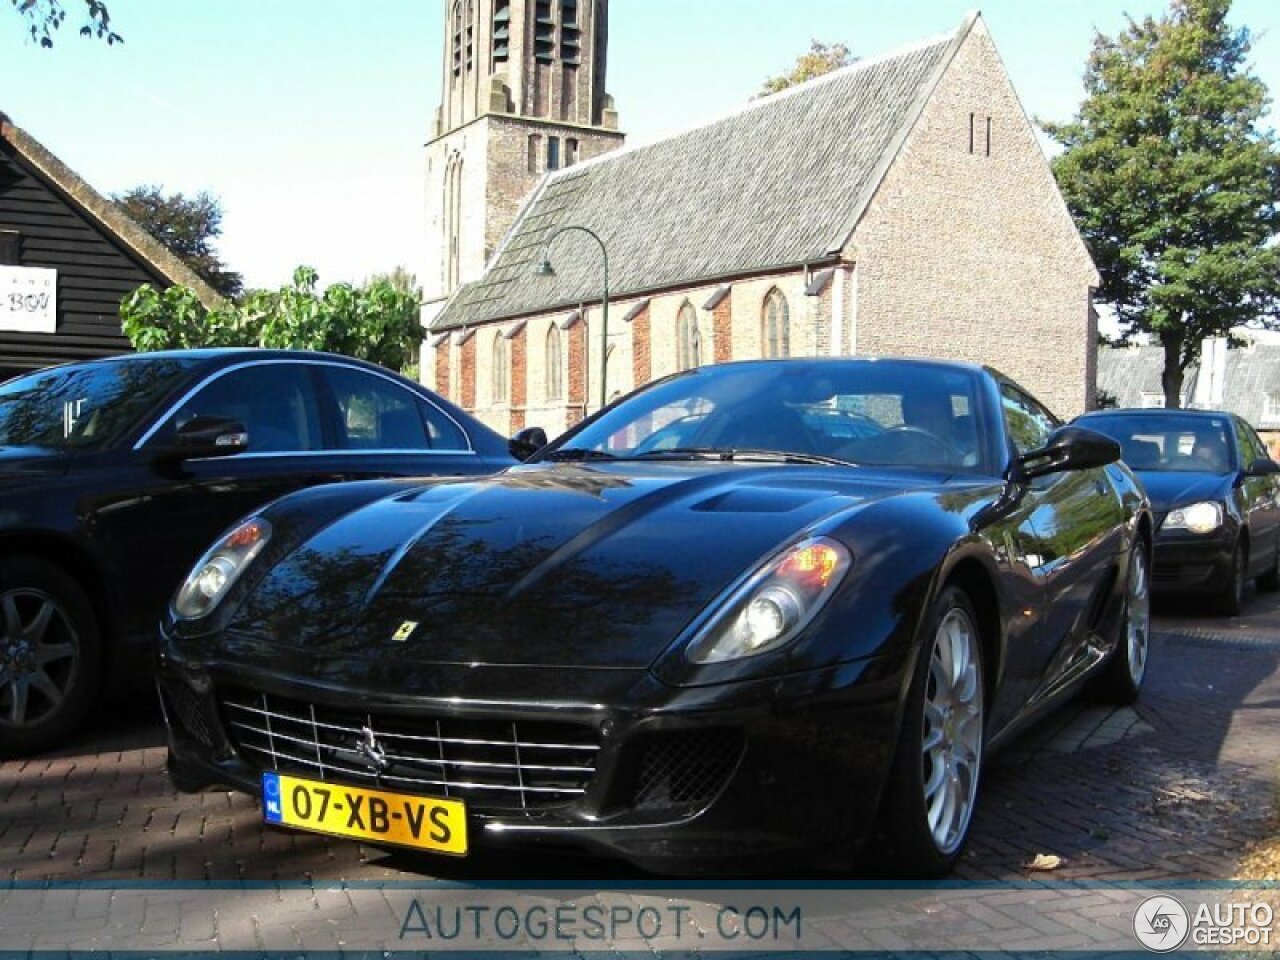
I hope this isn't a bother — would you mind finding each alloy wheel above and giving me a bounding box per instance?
[0,588,80,728]
[1126,548,1151,686]
[921,606,984,855]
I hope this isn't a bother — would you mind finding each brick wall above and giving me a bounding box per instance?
[812,278,834,357]
[631,303,651,387]
[847,20,1099,416]
[510,324,527,432]
[567,314,586,424]
[434,339,451,397]
[459,333,476,410]
[712,295,732,363]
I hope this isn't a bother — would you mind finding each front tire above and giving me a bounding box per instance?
[1093,543,1150,704]
[1213,541,1246,616]
[883,585,985,877]
[0,557,102,756]
[1257,544,1280,593]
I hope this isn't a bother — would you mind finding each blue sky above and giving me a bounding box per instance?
[2,0,1277,291]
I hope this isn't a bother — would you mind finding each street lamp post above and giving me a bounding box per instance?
[534,226,609,413]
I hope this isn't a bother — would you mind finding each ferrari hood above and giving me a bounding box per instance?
[1135,470,1231,517]
[230,462,938,669]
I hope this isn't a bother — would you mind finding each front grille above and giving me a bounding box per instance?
[164,683,215,749]
[219,688,599,813]
[630,730,743,812]
[1153,563,1212,585]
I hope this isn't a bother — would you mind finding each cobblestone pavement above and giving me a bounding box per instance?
[2,592,1278,884]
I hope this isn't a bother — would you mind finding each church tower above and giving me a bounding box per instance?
[423,0,624,323]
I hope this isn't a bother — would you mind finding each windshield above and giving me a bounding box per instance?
[0,357,196,452]
[1081,413,1235,474]
[548,361,992,472]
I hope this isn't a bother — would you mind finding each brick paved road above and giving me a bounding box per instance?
[2,592,1278,883]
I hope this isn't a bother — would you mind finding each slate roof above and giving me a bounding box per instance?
[1097,344,1280,428]
[0,116,223,308]
[433,17,973,332]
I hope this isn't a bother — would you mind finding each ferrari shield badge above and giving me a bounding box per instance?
[392,620,419,643]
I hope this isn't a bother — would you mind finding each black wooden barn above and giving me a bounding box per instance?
[0,114,220,382]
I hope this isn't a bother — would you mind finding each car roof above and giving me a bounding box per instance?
[686,356,992,376]
[36,348,406,379]
[1079,407,1235,420]
[90,347,367,365]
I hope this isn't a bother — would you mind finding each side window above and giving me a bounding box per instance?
[1000,384,1057,456]
[322,366,469,451]
[1235,418,1263,469]
[1248,424,1275,465]
[417,397,469,451]
[166,364,323,453]
[323,367,433,450]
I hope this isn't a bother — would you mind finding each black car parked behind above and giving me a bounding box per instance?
[1074,408,1280,614]
[0,349,516,754]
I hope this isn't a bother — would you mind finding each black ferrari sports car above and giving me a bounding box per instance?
[1074,408,1280,615]
[160,358,1151,876]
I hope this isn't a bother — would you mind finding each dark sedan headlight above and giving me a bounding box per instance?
[1164,501,1223,534]
[173,517,272,620]
[685,537,852,663]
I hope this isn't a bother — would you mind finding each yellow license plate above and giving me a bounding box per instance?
[262,772,468,855]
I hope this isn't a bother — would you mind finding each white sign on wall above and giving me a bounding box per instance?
[0,265,58,333]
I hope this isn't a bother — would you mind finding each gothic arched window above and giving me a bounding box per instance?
[545,324,563,400]
[762,288,790,359]
[676,301,700,370]
[492,332,508,404]
[444,154,464,291]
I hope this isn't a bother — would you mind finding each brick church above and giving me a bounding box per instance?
[421,2,1099,435]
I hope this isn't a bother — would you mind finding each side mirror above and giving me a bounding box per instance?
[159,415,250,460]
[1245,457,1280,478]
[1017,425,1121,481]
[509,426,549,462]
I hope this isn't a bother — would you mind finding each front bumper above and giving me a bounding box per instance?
[1151,528,1235,595]
[157,635,905,875]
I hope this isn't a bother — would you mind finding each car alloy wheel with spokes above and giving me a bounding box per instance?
[1124,548,1150,688]
[0,558,100,756]
[884,585,985,875]
[0,588,80,728]
[921,604,984,856]
[1092,541,1151,704]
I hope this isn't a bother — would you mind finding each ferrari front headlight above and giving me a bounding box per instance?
[685,537,852,663]
[1164,501,1223,535]
[173,517,271,620]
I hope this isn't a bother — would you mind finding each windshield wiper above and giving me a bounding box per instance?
[632,447,857,467]
[545,447,619,462]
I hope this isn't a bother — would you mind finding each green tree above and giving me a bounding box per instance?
[113,185,244,300]
[120,266,425,373]
[757,39,854,98]
[9,0,119,46]
[367,266,420,296]
[1046,0,1280,408]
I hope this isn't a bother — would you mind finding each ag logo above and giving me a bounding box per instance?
[392,620,419,643]
[1133,895,1190,952]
